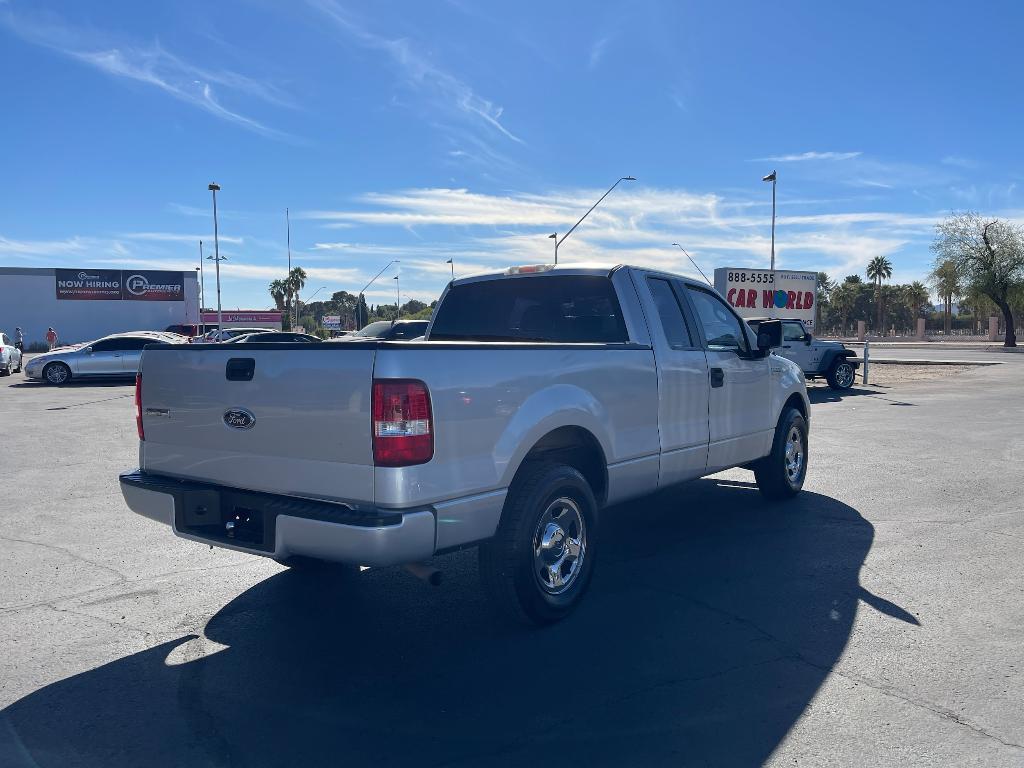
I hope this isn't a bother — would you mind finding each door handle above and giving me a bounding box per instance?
[710,368,724,388]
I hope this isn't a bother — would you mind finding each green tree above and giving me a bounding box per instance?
[268,279,287,312]
[929,259,961,335]
[866,256,893,333]
[815,272,835,330]
[932,213,1024,346]
[904,281,931,329]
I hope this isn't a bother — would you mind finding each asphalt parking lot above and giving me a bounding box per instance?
[1,362,1022,767]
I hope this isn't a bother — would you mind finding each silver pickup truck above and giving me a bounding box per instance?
[120,264,809,624]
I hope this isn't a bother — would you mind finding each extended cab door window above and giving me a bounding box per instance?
[646,278,694,349]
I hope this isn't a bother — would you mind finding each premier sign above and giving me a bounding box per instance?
[55,269,184,301]
[713,268,818,331]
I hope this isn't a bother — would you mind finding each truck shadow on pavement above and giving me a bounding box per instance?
[2,480,912,767]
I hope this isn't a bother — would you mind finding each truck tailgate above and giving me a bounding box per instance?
[138,345,375,503]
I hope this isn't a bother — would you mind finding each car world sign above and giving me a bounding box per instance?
[55,269,184,301]
[713,267,818,331]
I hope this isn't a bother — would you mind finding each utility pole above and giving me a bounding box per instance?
[208,183,224,331]
[198,240,206,313]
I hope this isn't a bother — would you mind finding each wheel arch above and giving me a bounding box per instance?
[510,426,609,508]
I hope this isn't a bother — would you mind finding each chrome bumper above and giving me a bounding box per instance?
[119,470,436,567]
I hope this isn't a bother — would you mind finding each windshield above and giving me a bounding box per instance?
[353,321,394,337]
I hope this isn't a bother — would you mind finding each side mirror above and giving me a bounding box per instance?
[83,346,93,354]
[756,320,782,352]
[803,332,813,344]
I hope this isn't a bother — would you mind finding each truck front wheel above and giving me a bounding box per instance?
[753,408,808,500]
[479,463,597,625]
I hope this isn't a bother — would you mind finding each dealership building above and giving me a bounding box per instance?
[0,267,200,346]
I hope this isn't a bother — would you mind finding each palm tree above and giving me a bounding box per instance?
[285,267,307,326]
[815,272,834,330]
[929,259,960,336]
[904,281,931,333]
[268,279,287,311]
[866,256,893,334]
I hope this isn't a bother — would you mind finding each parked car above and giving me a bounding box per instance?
[333,320,429,341]
[746,317,858,390]
[24,332,183,384]
[120,263,806,624]
[201,327,279,343]
[227,332,323,343]
[0,331,23,376]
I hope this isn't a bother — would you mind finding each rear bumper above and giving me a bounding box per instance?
[119,470,436,567]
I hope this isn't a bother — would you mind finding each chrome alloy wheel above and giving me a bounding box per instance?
[45,364,69,384]
[533,497,587,595]
[784,426,805,484]
[834,362,855,388]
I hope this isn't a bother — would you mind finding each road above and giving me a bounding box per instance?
[1,366,1022,767]
[843,341,1024,365]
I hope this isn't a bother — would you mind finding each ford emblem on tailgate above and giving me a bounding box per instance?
[223,408,256,430]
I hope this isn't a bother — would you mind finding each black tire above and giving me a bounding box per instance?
[14,355,22,373]
[0,359,10,377]
[826,358,856,390]
[479,463,598,626]
[753,408,808,501]
[43,362,71,385]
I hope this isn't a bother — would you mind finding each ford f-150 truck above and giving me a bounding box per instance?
[120,264,809,624]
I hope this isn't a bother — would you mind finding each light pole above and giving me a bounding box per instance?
[194,267,201,329]
[761,170,776,272]
[394,274,400,319]
[207,183,225,331]
[553,176,635,263]
[357,260,400,328]
[446,258,454,280]
[198,240,206,312]
[548,233,557,262]
[671,243,712,286]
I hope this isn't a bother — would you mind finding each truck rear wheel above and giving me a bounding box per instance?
[753,408,808,500]
[479,463,597,626]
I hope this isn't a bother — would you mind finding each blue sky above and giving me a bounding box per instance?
[2,0,1022,308]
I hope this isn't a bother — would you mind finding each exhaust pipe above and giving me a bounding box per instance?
[403,562,442,586]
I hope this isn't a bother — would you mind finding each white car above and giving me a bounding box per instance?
[0,332,23,376]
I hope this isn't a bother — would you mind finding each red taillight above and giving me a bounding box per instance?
[135,373,144,441]
[372,379,432,466]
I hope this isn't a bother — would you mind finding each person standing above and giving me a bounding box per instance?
[14,326,24,353]
[46,327,58,351]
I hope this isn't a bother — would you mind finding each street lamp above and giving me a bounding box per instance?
[548,233,557,262]
[761,170,777,273]
[198,240,206,313]
[552,176,635,264]
[671,243,712,286]
[207,183,225,331]
[305,286,328,303]
[393,274,400,319]
[445,258,454,280]
[357,260,400,328]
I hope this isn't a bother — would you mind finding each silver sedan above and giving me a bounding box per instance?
[23,332,183,385]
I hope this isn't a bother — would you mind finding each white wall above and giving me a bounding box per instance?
[0,269,200,346]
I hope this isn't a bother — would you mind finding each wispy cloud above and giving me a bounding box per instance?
[119,231,244,245]
[310,0,522,145]
[588,36,611,69]
[1,8,296,141]
[754,151,862,163]
[941,155,978,169]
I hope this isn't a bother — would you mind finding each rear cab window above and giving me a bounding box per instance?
[429,275,628,343]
